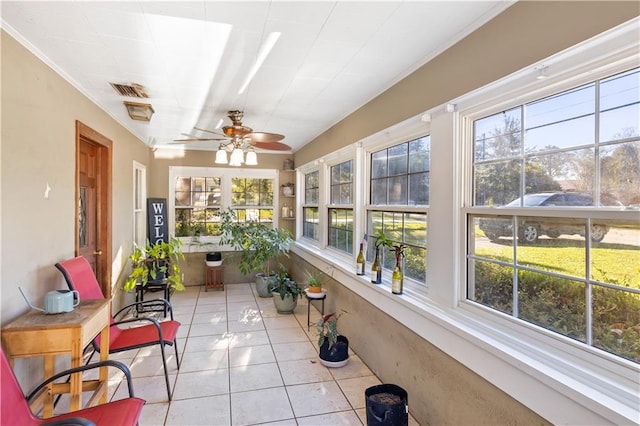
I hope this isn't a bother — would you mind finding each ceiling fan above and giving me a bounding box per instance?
[173,110,291,152]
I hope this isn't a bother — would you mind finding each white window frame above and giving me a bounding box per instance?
[133,161,147,248]
[322,147,358,263]
[361,121,431,297]
[454,21,640,424]
[169,166,278,251]
[327,158,355,255]
[300,168,320,243]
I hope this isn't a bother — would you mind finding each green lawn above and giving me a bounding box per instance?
[476,244,640,289]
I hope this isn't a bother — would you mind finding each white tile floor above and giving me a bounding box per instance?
[96,284,419,426]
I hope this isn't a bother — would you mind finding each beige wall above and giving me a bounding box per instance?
[1,29,150,387]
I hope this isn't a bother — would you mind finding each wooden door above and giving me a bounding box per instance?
[76,122,112,298]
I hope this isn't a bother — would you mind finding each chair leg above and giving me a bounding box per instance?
[173,339,181,369]
[159,341,172,401]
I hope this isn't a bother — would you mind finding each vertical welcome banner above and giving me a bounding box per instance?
[147,198,168,244]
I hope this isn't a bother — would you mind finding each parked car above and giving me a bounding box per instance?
[479,192,617,243]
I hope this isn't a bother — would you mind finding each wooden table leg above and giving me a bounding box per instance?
[98,324,109,404]
[43,355,55,418]
[69,332,82,411]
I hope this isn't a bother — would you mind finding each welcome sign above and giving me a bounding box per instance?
[147,198,168,244]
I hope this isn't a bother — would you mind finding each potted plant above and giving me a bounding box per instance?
[269,267,303,314]
[316,311,349,367]
[305,270,323,294]
[218,208,294,297]
[124,237,185,292]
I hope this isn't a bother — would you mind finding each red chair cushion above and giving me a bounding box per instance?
[106,320,181,352]
[46,398,145,425]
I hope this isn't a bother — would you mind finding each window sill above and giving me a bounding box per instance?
[292,242,640,425]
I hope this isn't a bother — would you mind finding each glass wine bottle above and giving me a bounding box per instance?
[370,247,382,284]
[391,251,403,294]
[356,243,365,275]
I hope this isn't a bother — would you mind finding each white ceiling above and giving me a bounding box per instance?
[1,1,513,153]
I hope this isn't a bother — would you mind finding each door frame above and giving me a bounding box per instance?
[76,121,112,298]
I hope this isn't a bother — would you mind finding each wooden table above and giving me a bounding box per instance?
[1,299,110,417]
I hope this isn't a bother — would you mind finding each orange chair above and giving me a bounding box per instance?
[1,346,144,426]
[55,256,181,401]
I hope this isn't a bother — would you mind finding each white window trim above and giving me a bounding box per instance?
[168,166,278,252]
[132,161,146,248]
[453,19,640,424]
[298,164,321,246]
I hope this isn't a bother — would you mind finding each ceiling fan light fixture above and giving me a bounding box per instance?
[215,147,228,164]
[245,148,258,166]
[229,147,244,166]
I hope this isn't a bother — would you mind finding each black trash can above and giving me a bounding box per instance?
[365,383,408,426]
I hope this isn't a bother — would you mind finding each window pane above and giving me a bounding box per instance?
[600,141,640,206]
[518,270,587,343]
[469,259,514,315]
[525,84,595,151]
[303,207,319,240]
[524,149,590,195]
[371,150,387,178]
[474,107,521,161]
[388,176,407,205]
[474,160,521,206]
[409,136,430,173]
[403,213,427,247]
[331,164,341,185]
[371,178,387,205]
[591,220,640,282]
[330,160,353,205]
[232,178,273,207]
[367,211,426,273]
[306,188,318,204]
[472,215,515,263]
[409,172,429,206]
[592,285,640,363]
[388,144,408,176]
[600,68,640,142]
[175,208,191,237]
[305,171,319,204]
[328,208,353,254]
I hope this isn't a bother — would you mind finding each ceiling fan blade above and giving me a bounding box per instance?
[171,138,224,143]
[251,141,292,151]
[248,132,285,143]
[193,127,227,137]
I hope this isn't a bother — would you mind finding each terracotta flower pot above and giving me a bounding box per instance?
[307,286,322,293]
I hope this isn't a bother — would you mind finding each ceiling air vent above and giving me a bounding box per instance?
[109,82,148,98]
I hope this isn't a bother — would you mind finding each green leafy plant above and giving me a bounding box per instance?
[316,311,347,349]
[269,266,303,300]
[217,208,293,276]
[124,238,185,292]
[372,230,395,250]
[306,270,323,288]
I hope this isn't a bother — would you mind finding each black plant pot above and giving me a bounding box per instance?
[206,252,222,262]
[205,252,223,267]
[319,335,349,367]
[365,383,408,426]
